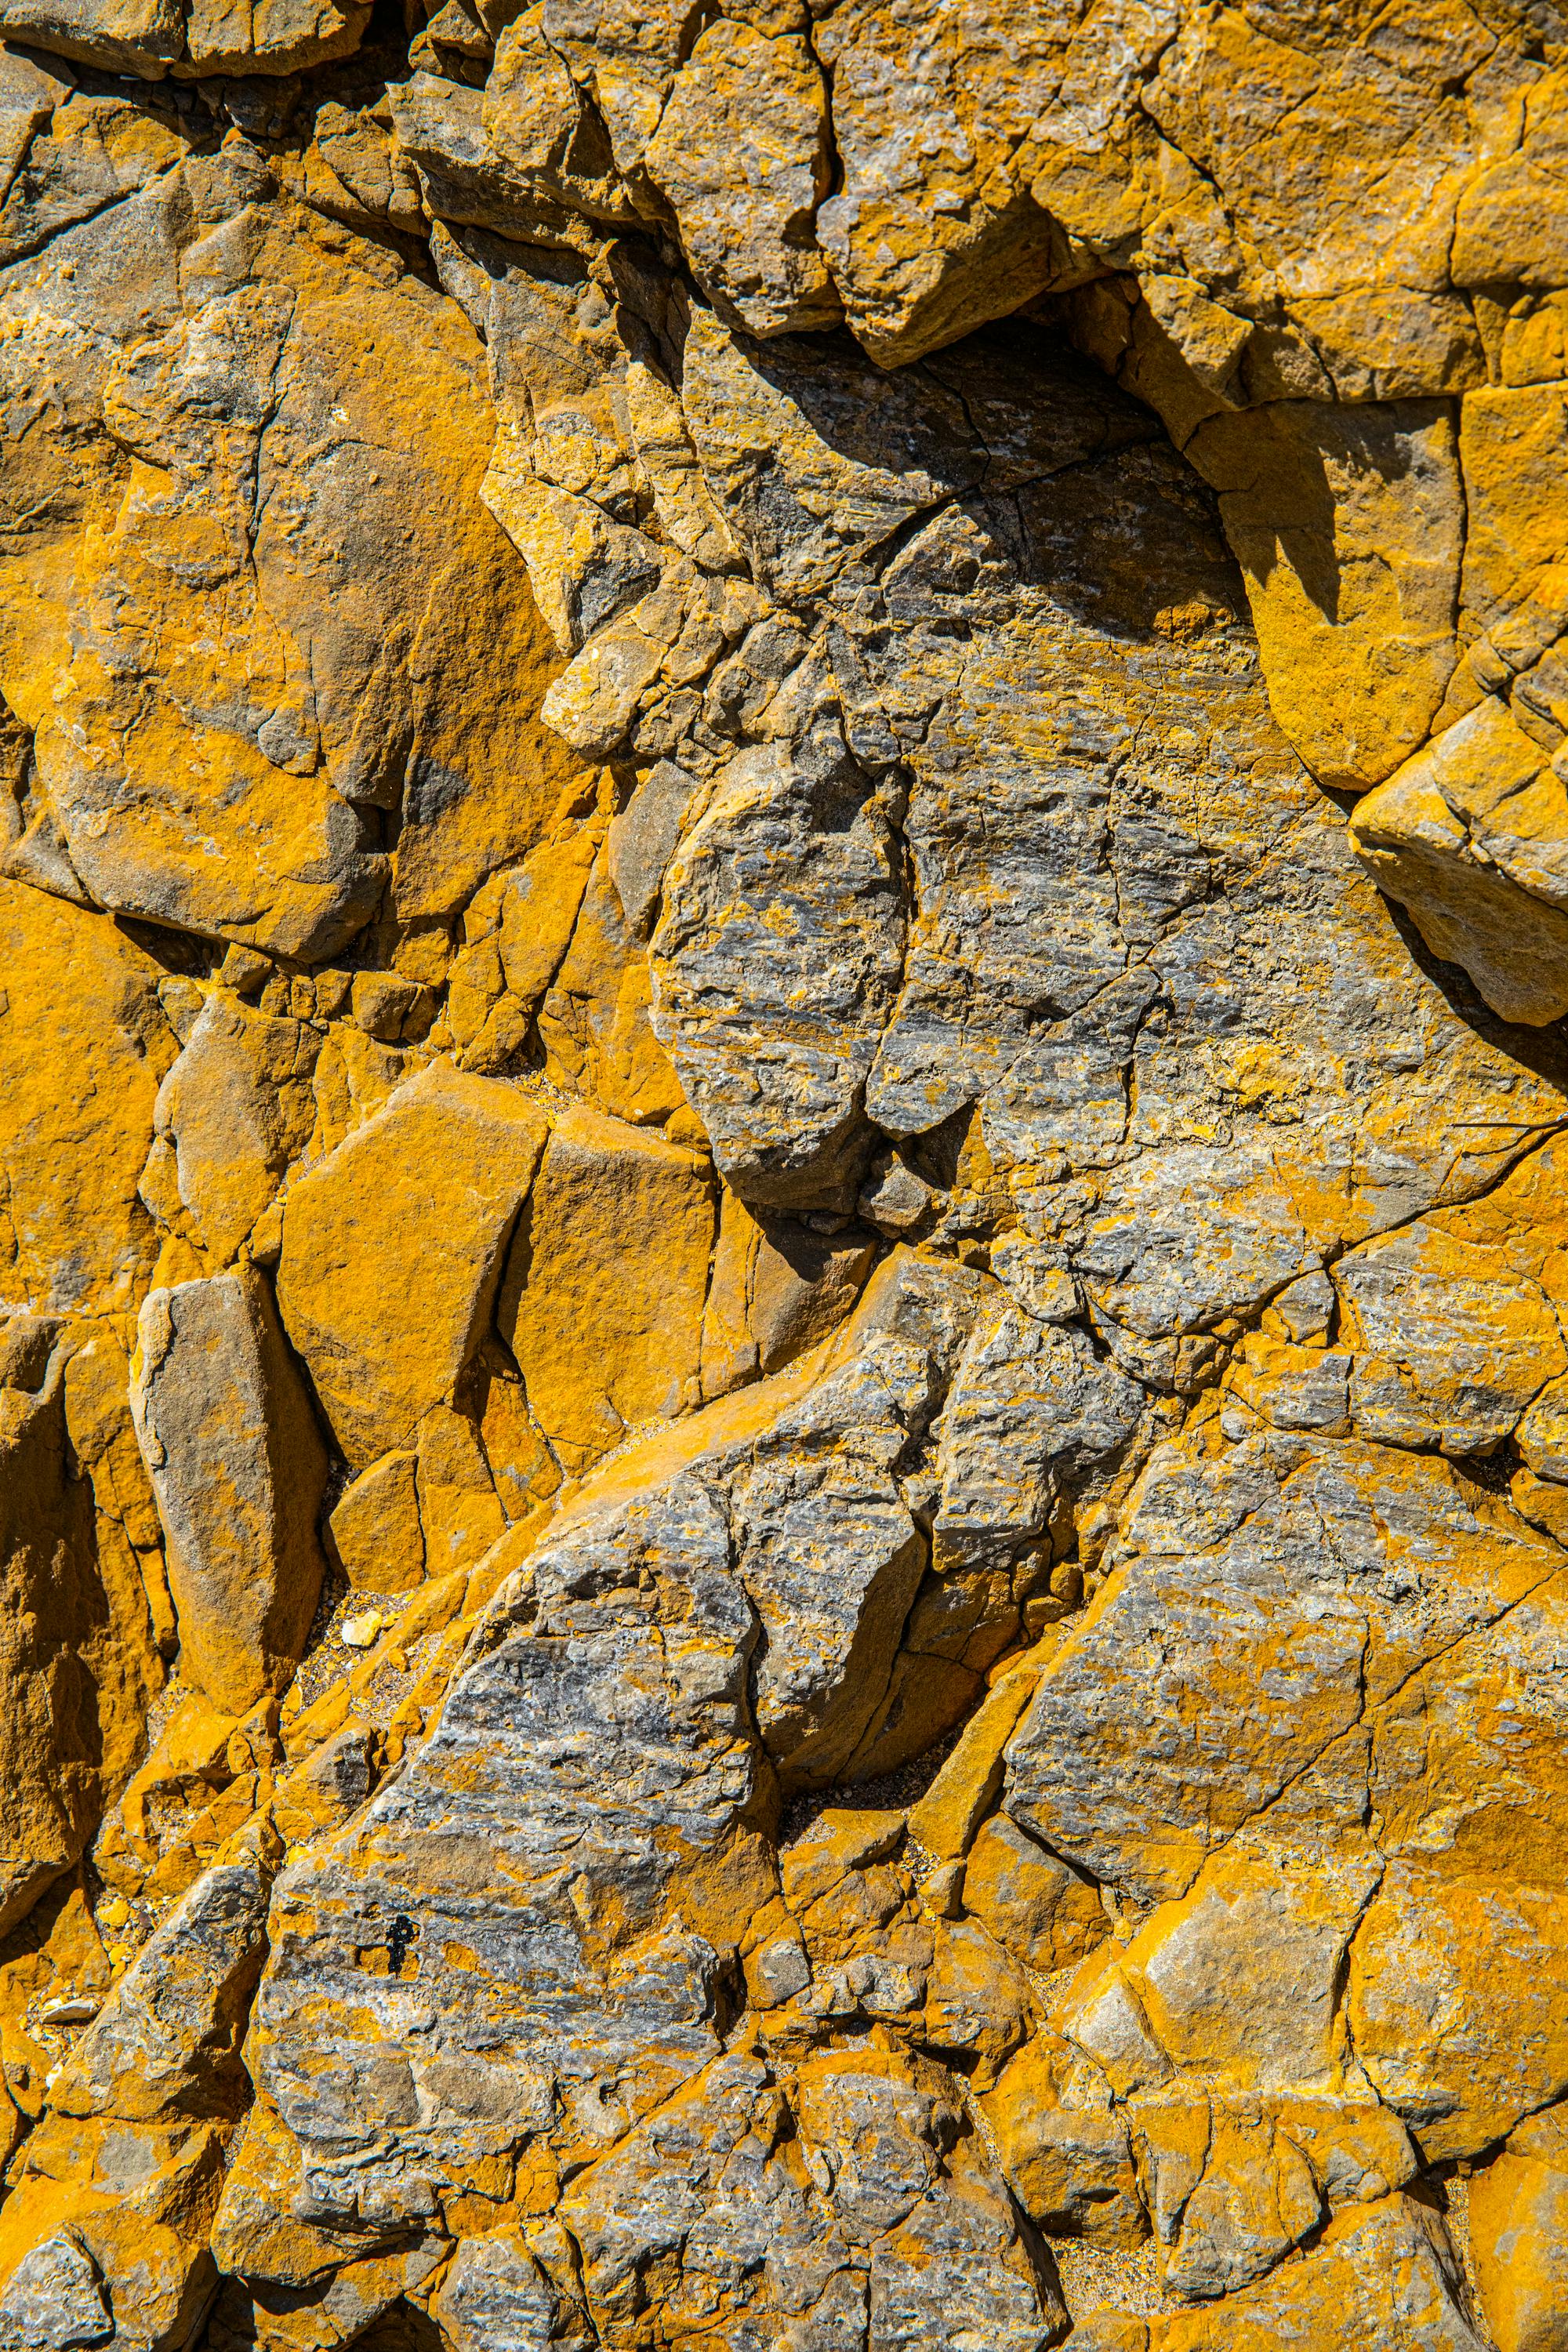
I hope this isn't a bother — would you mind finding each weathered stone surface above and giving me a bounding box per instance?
[1186,399,1463,793]
[53,1855,273,2123]
[1352,698,1568,1024]
[0,152,577,957]
[131,1267,328,1713]
[277,1059,547,1466]
[699,1192,876,1399]
[328,1450,424,1595]
[1469,2110,1568,2352]
[0,878,172,1316]
[0,1338,161,1938]
[643,20,838,339]
[499,1100,713,1475]
[235,1472,765,2252]
[1132,2192,1481,2352]
[0,0,366,78]
[1,21,1568,2350]
[151,991,321,1266]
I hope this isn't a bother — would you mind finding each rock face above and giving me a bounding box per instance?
[0,8,1565,2349]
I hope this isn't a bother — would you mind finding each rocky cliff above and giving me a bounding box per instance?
[0,2,1566,2347]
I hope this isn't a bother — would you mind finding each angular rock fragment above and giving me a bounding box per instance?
[0,2119,227,2352]
[1352,697,1568,1025]
[51,1854,273,2124]
[277,1060,547,1466]
[1130,2192,1482,2352]
[328,1450,425,1595]
[499,1101,713,1475]
[649,736,908,1208]
[643,21,839,338]
[0,2231,111,2352]
[238,1474,761,2252]
[0,0,367,77]
[699,1192,877,1399]
[0,1340,158,1937]
[562,2045,1065,2351]
[132,1267,328,1715]
[1187,399,1464,793]
[432,2223,590,2352]
[0,158,575,956]
[151,992,321,1266]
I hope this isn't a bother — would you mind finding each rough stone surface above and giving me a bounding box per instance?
[131,1267,328,1712]
[0,15,1566,2350]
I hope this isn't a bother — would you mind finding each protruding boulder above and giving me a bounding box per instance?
[151,993,321,1266]
[1351,696,1568,1025]
[499,1101,714,1477]
[132,1267,328,1715]
[276,1060,548,1468]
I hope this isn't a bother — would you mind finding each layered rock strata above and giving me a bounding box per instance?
[0,5,1566,2349]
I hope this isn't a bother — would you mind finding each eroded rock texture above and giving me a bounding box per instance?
[0,4,1567,2348]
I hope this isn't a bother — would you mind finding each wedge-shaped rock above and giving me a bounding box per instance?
[328,1450,424,1595]
[499,1102,713,1477]
[963,1813,1109,1980]
[1352,695,1568,1025]
[810,0,1064,368]
[699,1192,876,1399]
[132,1267,328,1715]
[277,1060,547,1467]
[51,1854,272,2124]
[982,2034,1146,2249]
[152,992,321,1265]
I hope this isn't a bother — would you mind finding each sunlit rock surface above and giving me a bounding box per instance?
[0,5,1566,2345]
